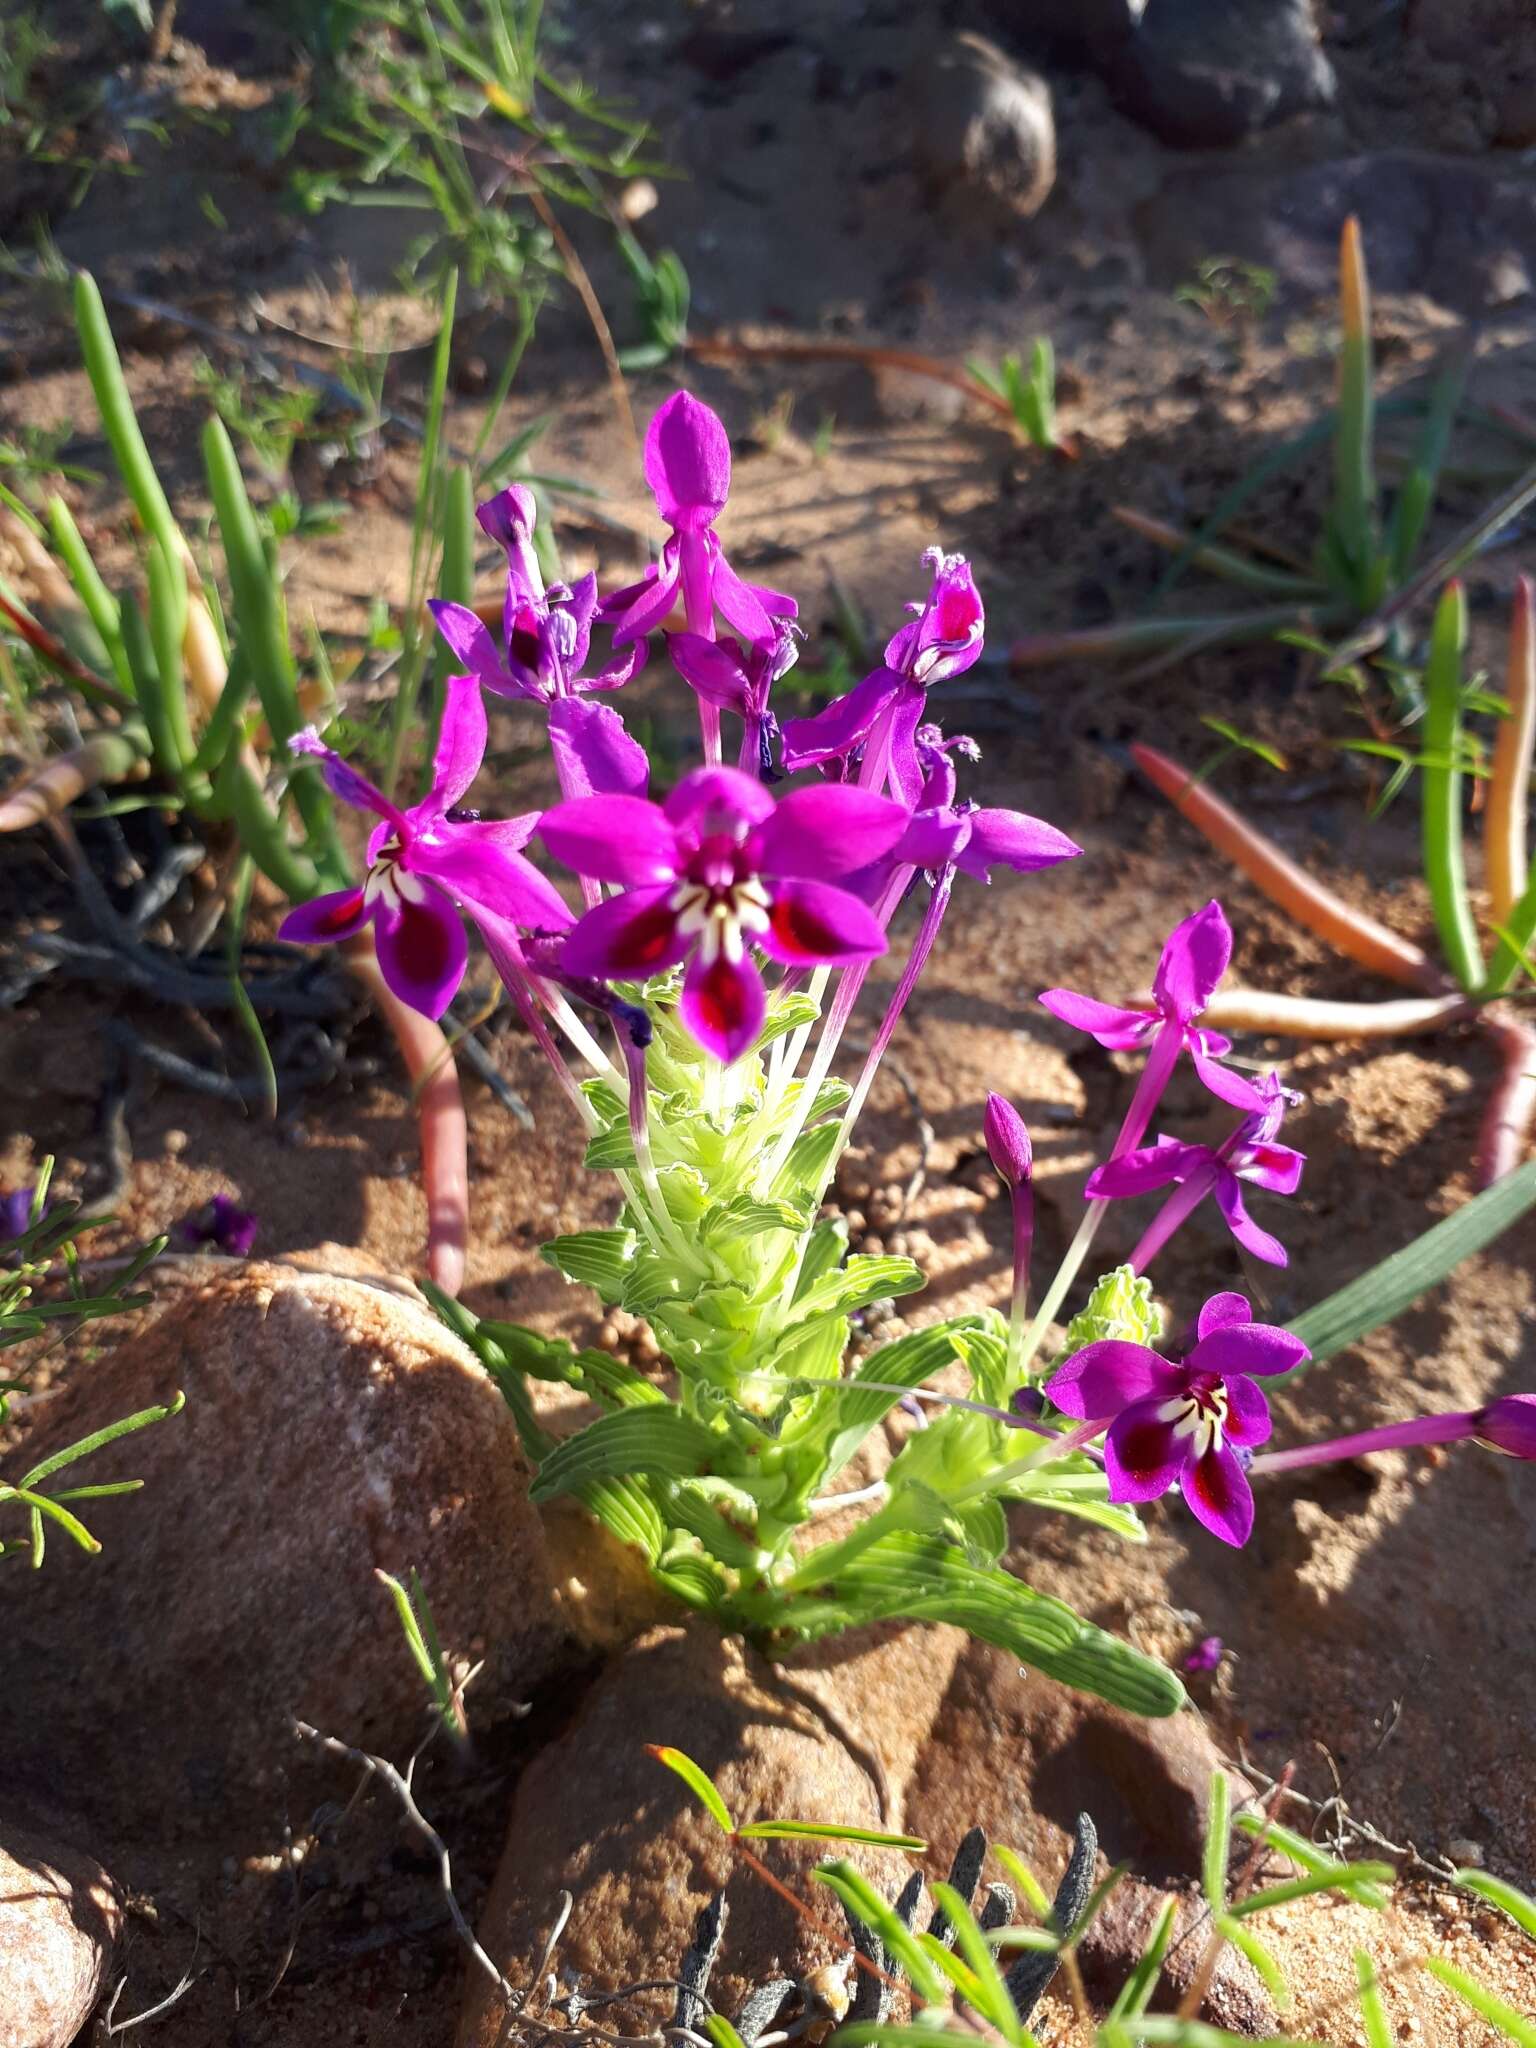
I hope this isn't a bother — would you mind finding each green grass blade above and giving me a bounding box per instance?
[1423,1957,1536,2045]
[812,1861,947,2006]
[386,268,458,799]
[646,1745,734,1833]
[73,271,181,567]
[19,1392,184,1489]
[1332,215,1381,608]
[1485,855,1536,993]
[930,1880,1022,2040]
[738,1820,927,1850]
[1420,580,1483,989]
[47,496,131,691]
[1203,1771,1232,1912]
[1355,1952,1392,2048]
[1387,337,1471,582]
[1229,1863,1394,1919]
[1107,1896,1177,2020]
[225,855,278,1118]
[423,459,475,790]
[146,540,197,780]
[1286,1159,1536,1367]
[1454,1870,1536,1939]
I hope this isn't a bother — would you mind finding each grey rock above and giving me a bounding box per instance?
[911,33,1056,220]
[0,1827,120,2048]
[977,0,1147,66]
[1113,0,1336,147]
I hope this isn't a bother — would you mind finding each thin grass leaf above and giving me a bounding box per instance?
[991,1844,1054,1923]
[17,1392,185,1489]
[835,2030,1001,2048]
[704,2020,749,2048]
[73,272,181,568]
[1454,1870,1536,1939]
[738,1820,927,1850]
[1420,581,1483,989]
[1286,1160,1536,1367]
[1218,1914,1290,2010]
[1423,1957,1536,2046]
[1204,1771,1232,1912]
[1355,1952,1392,2048]
[1107,1896,1177,2021]
[387,269,458,798]
[1330,215,1382,609]
[1228,1862,1394,1918]
[813,1861,947,2007]
[929,1880,1022,2040]
[646,1745,734,1834]
[47,496,131,690]
[1387,336,1471,582]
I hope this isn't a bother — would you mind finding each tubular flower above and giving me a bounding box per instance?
[427,484,648,798]
[278,675,573,1019]
[779,551,985,803]
[599,392,797,651]
[1041,900,1268,1148]
[889,723,1080,881]
[1087,1072,1306,1268]
[1044,1291,1310,1547]
[538,765,907,1063]
[667,621,798,778]
[1249,1391,1536,1475]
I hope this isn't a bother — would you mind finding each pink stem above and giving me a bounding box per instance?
[1113,1022,1182,1160]
[1250,1411,1477,1476]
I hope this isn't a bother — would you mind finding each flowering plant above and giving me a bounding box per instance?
[284,392,1536,1719]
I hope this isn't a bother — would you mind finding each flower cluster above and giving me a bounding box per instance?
[275,389,1533,1711]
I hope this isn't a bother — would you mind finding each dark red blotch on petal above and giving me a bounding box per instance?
[606,898,683,973]
[1114,1414,1180,1488]
[395,899,458,987]
[692,954,755,1044]
[769,891,844,957]
[314,890,368,935]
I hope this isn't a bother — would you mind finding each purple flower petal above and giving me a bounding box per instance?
[758,878,890,967]
[291,729,400,823]
[711,551,784,646]
[539,795,679,885]
[558,885,690,980]
[1188,1319,1309,1379]
[1045,1340,1179,1420]
[581,632,649,694]
[1242,1142,1306,1195]
[279,887,373,946]
[476,482,538,555]
[663,765,774,835]
[1086,1137,1201,1201]
[415,823,573,934]
[1181,1441,1255,1547]
[779,667,902,773]
[1037,989,1155,1050]
[428,672,488,813]
[883,683,929,807]
[373,886,468,1020]
[1222,1372,1272,1450]
[666,631,753,712]
[644,391,731,532]
[1103,1396,1188,1502]
[755,784,908,880]
[1188,1043,1269,1116]
[1154,900,1233,1021]
[680,945,767,1063]
[1196,1292,1252,1341]
[1212,1173,1288,1266]
[607,551,683,647]
[1475,1394,1536,1459]
[984,1094,1032,1189]
[428,600,517,692]
[953,808,1082,881]
[547,695,650,800]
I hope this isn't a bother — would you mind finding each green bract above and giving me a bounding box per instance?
[435,976,1186,1720]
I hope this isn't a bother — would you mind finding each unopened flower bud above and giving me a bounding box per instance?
[984,1093,1033,1189]
[1475,1394,1536,1460]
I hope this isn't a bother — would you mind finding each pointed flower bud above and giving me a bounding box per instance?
[984,1093,1033,1189]
[1475,1394,1536,1459]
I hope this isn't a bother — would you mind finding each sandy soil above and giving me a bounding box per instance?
[2,0,1535,2040]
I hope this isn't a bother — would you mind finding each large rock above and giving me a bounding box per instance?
[0,1254,584,1838]
[904,1637,1234,1886]
[0,1825,120,2048]
[1139,152,1536,315]
[459,1626,916,2045]
[1079,1877,1276,2032]
[1112,0,1336,146]
[1411,0,1536,146]
[910,33,1056,220]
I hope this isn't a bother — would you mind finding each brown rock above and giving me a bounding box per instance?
[0,1826,121,2048]
[1079,1878,1277,2034]
[0,1256,581,1838]
[905,1637,1236,1887]
[911,33,1056,221]
[459,1625,914,2046]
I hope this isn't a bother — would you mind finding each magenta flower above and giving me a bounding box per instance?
[1479,1394,1536,1457]
[1087,1072,1305,1269]
[278,675,573,1019]
[1041,901,1267,1156]
[1044,1291,1310,1547]
[667,621,797,778]
[183,1193,259,1258]
[537,765,907,1062]
[1,1187,37,1241]
[779,551,985,803]
[1183,1635,1224,1674]
[428,484,648,799]
[887,724,1080,882]
[599,393,797,651]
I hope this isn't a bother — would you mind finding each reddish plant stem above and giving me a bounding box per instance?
[732,1841,902,1999]
[1475,1004,1536,1188]
[345,935,469,1294]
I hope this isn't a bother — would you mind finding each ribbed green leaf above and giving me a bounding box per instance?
[783,1534,1185,1717]
[1287,1162,1536,1368]
[739,1819,927,1850]
[577,1476,665,1562]
[541,1228,635,1299]
[530,1407,718,1503]
[794,1254,924,1322]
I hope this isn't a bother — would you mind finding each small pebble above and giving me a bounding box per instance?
[1446,1837,1484,1866]
[163,1128,189,1157]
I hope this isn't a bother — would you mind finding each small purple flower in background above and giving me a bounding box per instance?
[1040,900,1268,1159]
[538,765,907,1062]
[184,1193,259,1258]
[600,392,797,653]
[278,675,572,1019]
[1044,1290,1310,1547]
[985,1091,1036,1317]
[428,485,649,800]
[1087,1072,1306,1270]
[1183,1634,1224,1674]
[780,550,984,803]
[1,1187,37,1241]
[668,621,798,778]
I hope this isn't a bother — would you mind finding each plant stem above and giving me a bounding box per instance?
[1421,581,1484,992]
[1486,576,1535,929]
